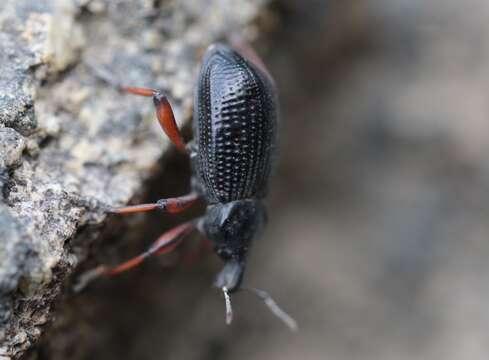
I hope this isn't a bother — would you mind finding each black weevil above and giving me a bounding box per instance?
[76,41,297,330]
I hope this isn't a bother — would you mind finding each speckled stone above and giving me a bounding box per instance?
[0,0,267,358]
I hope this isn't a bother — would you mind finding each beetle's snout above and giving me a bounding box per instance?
[214,260,245,293]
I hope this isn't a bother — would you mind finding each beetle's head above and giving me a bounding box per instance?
[201,200,267,292]
[199,200,297,330]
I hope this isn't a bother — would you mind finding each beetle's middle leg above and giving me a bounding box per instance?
[110,192,200,215]
[122,86,188,153]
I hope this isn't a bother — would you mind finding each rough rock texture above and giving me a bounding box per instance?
[30,1,489,360]
[0,0,267,358]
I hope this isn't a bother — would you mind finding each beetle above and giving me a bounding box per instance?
[76,41,296,330]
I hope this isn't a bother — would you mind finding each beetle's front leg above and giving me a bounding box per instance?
[74,221,196,292]
[110,193,200,215]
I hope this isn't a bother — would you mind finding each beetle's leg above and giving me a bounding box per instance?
[74,222,195,291]
[228,34,275,84]
[85,62,187,152]
[122,86,188,153]
[110,193,200,215]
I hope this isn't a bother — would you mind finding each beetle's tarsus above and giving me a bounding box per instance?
[73,265,107,293]
[109,193,200,215]
[122,86,156,97]
[109,203,160,214]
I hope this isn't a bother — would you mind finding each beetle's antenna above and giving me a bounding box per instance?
[243,287,298,332]
[222,287,233,325]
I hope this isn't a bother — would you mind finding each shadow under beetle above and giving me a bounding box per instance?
[77,41,297,331]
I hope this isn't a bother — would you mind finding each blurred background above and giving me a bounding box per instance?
[34,0,489,359]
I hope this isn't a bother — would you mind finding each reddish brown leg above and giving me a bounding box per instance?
[121,86,187,153]
[86,62,187,152]
[74,222,195,292]
[111,193,200,215]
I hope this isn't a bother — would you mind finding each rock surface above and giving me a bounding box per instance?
[0,0,266,358]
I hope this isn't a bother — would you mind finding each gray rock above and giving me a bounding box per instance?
[0,0,267,358]
[0,128,26,169]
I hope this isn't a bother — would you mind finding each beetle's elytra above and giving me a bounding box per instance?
[77,42,296,330]
[193,44,277,203]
